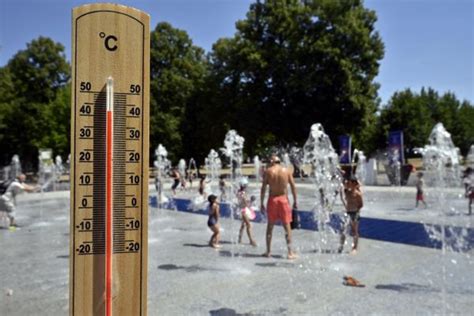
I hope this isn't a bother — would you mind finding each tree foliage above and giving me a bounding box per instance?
[0,37,70,169]
[376,88,474,156]
[149,22,208,163]
[0,5,472,169]
[204,0,384,157]
[8,37,70,104]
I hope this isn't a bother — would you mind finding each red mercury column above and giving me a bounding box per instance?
[106,76,114,316]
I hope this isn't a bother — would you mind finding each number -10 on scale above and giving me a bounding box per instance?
[70,4,149,316]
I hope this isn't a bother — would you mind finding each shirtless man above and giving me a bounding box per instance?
[339,177,363,254]
[260,154,298,259]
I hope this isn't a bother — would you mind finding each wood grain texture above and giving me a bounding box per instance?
[70,4,149,315]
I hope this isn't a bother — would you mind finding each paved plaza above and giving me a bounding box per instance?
[1,183,473,315]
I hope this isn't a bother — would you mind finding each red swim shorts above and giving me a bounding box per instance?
[266,195,292,224]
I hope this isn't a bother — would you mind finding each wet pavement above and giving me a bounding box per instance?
[1,185,473,315]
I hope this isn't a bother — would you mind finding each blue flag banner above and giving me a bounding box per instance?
[339,135,352,164]
[388,130,404,163]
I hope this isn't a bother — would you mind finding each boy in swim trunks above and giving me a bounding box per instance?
[339,177,363,254]
[260,154,298,259]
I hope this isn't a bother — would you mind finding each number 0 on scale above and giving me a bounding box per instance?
[70,4,149,315]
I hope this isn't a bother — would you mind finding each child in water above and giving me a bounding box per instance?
[415,172,427,208]
[339,177,363,255]
[199,175,207,196]
[463,167,473,215]
[207,194,221,248]
[237,177,257,246]
[219,175,227,201]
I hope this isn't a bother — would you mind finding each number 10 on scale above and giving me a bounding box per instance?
[70,4,149,315]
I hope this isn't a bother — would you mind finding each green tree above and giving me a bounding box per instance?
[376,89,433,152]
[376,87,474,156]
[36,84,71,158]
[0,37,70,169]
[0,67,15,152]
[181,72,238,163]
[8,36,70,104]
[456,101,474,156]
[150,22,208,163]
[206,0,384,156]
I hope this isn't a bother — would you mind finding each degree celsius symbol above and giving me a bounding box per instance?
[99,32,118,51]
[70,4,150,315]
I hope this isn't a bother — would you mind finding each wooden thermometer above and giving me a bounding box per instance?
[70,4,149,315]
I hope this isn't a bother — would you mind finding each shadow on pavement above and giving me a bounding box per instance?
[183,243,209,248]
[255,262,296,268]
[375,283,440,293]
[209,308,241,316]
[158,263,227,273]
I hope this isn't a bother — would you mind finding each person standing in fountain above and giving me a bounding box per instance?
[170,167,180,195]
[339,177,363,255]
[207,194,221,248]
[179,173,187,191]
[415,172,427,208]
[187,169,195,189]
[260,154,298,259]
[199,175,208,197]
[463,167,473,215]
[155,176,162,198]
[218,175,227,201]
[237,178,257,247]
[0,174,38,227]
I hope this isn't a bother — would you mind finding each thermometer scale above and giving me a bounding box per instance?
[70,4,149,315]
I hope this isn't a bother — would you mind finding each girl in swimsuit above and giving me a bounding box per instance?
[207,194,221,248]
[237,178,257,246]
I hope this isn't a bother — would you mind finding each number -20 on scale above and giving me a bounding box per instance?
[70,4,150,316]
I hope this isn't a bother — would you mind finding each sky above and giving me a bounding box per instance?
[0,0,473,105]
